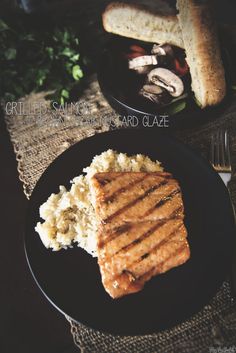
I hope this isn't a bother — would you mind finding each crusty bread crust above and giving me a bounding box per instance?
[103,2,184,48]
[104,1,177,17]
[176,0,226,107]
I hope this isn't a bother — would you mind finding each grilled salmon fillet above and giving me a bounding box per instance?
[91,172,190,298]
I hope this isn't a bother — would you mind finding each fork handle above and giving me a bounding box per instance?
[227,188,236,298]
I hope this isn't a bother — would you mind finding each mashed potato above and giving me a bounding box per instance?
[35,149,163,256]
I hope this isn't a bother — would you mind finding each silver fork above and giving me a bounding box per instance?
[210,130,236,296]
[210,130,232,186]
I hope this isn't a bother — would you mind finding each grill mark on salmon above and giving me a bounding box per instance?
[129,230,188,277]
[103,241,189,299]
[103,174,148,203]
[138,243,189,282]
[103,179,169,224]
[97,178,112,186]
[101,221,184,284]
[95,173,134,198]
[99,204,184,252]
[90,172,190,298]
[143,188,181,217]
[111,206,184,257]
[127,221,187,278]
[114,221,165,254]
[92,172,178,223]
[94,172,172,205]
[136,223,183,269]
[98,223,132,248]
[98,210,185,267]
[95,174,120,186]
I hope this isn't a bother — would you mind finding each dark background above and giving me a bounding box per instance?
[1,1,236,353]
[0,112,79,353]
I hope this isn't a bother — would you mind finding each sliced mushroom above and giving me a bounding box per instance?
[142,84,163,94]
[133,66,152,75]
[151,44,165,56]
[129,55,158,69]
[139,89,161,104]
[148,68,184,97]
[151,44,174,57]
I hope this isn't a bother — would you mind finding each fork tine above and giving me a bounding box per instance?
[220,129,226,167]
[225,130,231,169]
[210,133,215,166]
[216,130,220,167]
[210,130,232,174]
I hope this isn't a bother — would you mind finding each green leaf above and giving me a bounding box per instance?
[165,100,187,115]
[45,46,54,59]
[169,93,188,104]
[0,19,85,103]
[35,68,49,87]
[65,61,73,73]
[60,47,75,57]
[61,89,69,99]
[70,53,80,62]
[62,30,70,45]
[0,19,9,32]
[60,95,65,105]
[5,48,17,60]
[72,65,83,80]
[231,85,236,91]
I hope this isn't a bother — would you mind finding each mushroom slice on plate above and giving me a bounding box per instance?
[151,44,174,57]
[129,55,158,69]
[139,88,161,104]
[142,84,163,95]
[134,66,152,75]
[148,68,184,97]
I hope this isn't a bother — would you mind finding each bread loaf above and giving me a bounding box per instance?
[103,2,184,48]
[103,0,226,108]
[176,0,226,107]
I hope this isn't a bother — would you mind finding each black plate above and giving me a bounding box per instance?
[97,36,233,129]
[25,129,235,335]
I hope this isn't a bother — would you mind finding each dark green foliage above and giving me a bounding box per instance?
[0,17,84,104]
